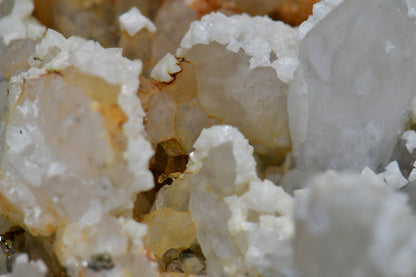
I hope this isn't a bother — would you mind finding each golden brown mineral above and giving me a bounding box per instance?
[141,207,196,258]
[150,138,189,188]
[271,0,321,26]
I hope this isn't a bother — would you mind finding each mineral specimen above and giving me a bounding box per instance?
[2,0,416,277]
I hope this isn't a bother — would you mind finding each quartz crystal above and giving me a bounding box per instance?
[187,126,294,276]
[118,7,157,76]
[143,58,218,152]
[3,0,416,276]
[151,0,199,62]
[295,171,416,277]
[177,12,298,165]
[142,207,196,257]
[0,6,157,274]
[1,29,154,235]
[288,0,416,173]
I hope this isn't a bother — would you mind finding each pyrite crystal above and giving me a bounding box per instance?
[150,138,189,188]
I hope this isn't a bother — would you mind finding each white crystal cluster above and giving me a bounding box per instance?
[118,7,156,36]
[178,12,299,82]
[2,0,416,276]
[0,2,157,276]
[0,0,45,45]
[158,125,294,276]
[297,0,343,39]
[176,13,298,164]
[2,27,154,232]
[150,53,182,83]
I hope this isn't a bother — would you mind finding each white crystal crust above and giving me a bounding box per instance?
[150,53,182,83]
[177,12,299,83]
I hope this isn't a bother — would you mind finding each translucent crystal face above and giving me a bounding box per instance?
[289,0,416,172]
[185,43,291,165]
[1,73,130,232]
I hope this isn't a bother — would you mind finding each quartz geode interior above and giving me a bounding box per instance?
[1,0,416,277]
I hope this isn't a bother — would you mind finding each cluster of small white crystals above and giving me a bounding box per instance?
[178,12,299,82]
[0,0,45,45]
[176,13,298,164]
[118,6,157,36]
[185,126,294,276]
[0,1,158,276]
[297,0,343,39]
[2,0,416,276]
[2,26,155,229]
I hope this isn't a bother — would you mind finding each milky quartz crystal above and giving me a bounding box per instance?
[177,12,298,164]
[0,0,45,82]
[144,58,218,151]
[2,28,154,232]
[288,0,416,173]
[295,171,416,277]
[0,0,45,45]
